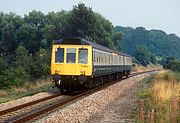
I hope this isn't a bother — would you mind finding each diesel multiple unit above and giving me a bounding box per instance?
[51,38,132,92]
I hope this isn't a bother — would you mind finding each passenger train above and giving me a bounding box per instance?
[51,37,132,92]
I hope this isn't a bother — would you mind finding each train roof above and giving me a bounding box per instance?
[54,37,131,57]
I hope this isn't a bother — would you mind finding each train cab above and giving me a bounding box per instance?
[51,38,93,91]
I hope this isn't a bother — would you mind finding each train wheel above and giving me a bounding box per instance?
[125,71,129,78]
[84,80,94,90]
[100,77,104,85]
[94,77,99,86]
[60,86,65,93]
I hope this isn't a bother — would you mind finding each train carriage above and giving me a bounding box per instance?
[51,37,132,92]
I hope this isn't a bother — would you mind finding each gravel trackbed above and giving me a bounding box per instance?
[36,73,154,123]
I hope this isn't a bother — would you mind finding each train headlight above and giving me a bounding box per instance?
[55,69,60,73]
[80,69,85,74]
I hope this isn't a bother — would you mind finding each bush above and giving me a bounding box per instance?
[29,48,50,79]
[135,46,150,66]
[0,46,51,88]
[171,60,180,72]
[0,57,7,74]
[0,66,29,88]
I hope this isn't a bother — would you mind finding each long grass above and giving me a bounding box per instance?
[132,64,162,72]
[0,78,54,104]
[137,71,180,123]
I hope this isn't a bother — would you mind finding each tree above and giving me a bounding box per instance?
[30,48,50,79]
[0,57,7,74]
[0,66,28,87]
[14,45,50,79]
[66,3,115,48]
[115,26,180,60]
[24,10,46,29]
[171,60,180,72]
[44,11,70,45]
[113,32,123,51]
[149,53,156,64]
[163,57,175,69]
[0,13,23,54]
[67,3,97,37]
[135,46,150,66]
[16,23,40,55]
[162,57,180,72]
[16,45,29,65]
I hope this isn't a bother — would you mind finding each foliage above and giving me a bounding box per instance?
[0,66,28,88]
[30,48,50,79]
[0,12,23,54]
[0,3,119,56]
[15,45,33,73]
[149,53,156,64]
[113,32,123,51]
[115,26,180,64]
[0,45,50,88]
[170,60,180,72]
[162,57,180,72]
[66,3,116,49]
[135,46,150,66]
[163,57,175,69]
[0,57,8,74]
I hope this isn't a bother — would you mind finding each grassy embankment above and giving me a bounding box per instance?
[132,64,162,73]
[136,71,180,123]
[0,78,54,104]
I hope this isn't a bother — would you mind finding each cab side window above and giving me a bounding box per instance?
[55,48,64,63]
[78,48,88,64]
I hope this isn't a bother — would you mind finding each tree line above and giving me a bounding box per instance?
[0,3,122,88]
[115,26,180,70]
[162,57,180,72]
[115,26,180,59]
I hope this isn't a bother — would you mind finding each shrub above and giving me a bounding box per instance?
[0,57,7,74]
[171,60,180,72]
[0,66,29,88]
[29,48,50,79]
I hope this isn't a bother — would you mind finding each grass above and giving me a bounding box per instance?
[132,64,162,72]
[0,78,54,104]
[136,71,180,123]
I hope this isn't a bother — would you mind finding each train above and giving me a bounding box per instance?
[51,37,132,92]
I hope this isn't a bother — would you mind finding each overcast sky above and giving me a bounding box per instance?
[0,0,180,37]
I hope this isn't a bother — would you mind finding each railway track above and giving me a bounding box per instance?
[0,70,160,123]
[0,93,65,123]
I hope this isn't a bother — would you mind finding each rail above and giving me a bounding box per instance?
[0,69,160,123]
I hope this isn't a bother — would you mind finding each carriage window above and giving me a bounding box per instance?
[55,48,64,63]
[78,48,88,64]
[67,48,76,63]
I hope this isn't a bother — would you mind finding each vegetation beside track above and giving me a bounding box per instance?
[0,78,53,104]
[136,71,180,123]
[132,64,162,73]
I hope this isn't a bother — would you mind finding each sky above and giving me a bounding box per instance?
[0,0,180,37]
